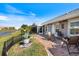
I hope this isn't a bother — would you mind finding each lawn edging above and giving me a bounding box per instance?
[0,31,21,56]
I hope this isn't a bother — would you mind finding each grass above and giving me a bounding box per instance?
[8,35,48,56]
[0,31,21,55]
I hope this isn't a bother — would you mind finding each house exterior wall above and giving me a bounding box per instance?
[41,9,79,37]
[45,25,47,35]
[47,24,52,33]
[52,24,55,34]
[51,21,68,37]
[45,25,51,35]
[42,25,47,35]
[43,24,53,35]
[42,17,79,37]
[37,26,43,34]
[42,21,68,37]
[68,17,79,36]
[59,20,68,37]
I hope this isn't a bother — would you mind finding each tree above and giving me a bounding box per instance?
[20,24,32,35]
[9,27,16,30]
[1,27,9,31]
[21,24,28,30]
[31,23,37,33]
[20,23,37,34]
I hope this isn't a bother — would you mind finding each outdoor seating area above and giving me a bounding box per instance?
[40,34,79,56]
[52,36,79,56]
[63,36,79,55]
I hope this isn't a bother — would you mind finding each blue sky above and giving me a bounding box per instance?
[0,3,79,28]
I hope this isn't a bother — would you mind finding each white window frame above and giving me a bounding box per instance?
[68,19,79,36]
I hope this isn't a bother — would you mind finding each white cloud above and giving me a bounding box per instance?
[6,4,26,15]
[30,12,36,16]
[0,15,8,21]
[0,4,38,28]
[6,4,37,17]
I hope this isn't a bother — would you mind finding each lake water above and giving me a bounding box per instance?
[0,32,12,36]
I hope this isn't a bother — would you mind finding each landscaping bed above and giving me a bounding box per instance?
[8,35,48,56]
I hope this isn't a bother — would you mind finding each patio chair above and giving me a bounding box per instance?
[64,36,79,55]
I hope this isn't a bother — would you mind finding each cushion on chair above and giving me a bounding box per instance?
[68,36,79,45]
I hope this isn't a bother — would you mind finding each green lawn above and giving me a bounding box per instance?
[0,31,21,55]
[8,35,48,56]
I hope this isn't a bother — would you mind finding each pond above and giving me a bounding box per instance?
[0,32,12,36]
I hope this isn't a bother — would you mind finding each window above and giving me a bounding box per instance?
[61,24,64,29]
[39,27,42,33]
[45,26,47,32]
[55,23,60,29]
[70,29,79,34]
[70,21,79,27]
[70,21,79,35]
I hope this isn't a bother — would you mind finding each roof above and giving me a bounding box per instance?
[42,8,79,25]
